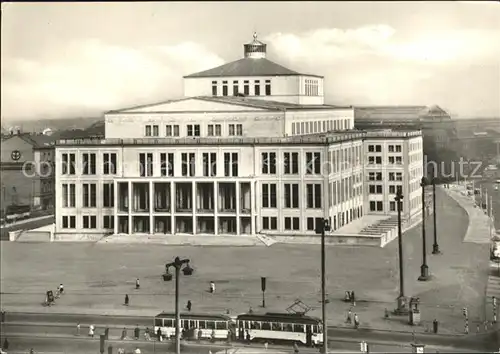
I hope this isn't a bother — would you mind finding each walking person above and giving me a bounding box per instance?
[135,278,140,290]
[186,300,192,311]
[346,309,352,324]
[210,281,215,294]
[58,283,64,294]
[351,291,356,306]
[157,327,163,342]
[125,294,129,306]
[354,313,360,329]
[89,324,95,338]
[121,327,127,340]
[264,342,268,351]
[76,322,81,336]
[134,324,140,340]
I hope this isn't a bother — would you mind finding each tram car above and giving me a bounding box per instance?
[235,312,323,346]
[154,312,232,340]
[4,204,31,223]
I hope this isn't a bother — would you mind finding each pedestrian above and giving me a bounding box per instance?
[30,349,35,354]
[3,338,9,350]
[249,306,254,314]
[293,342,299,353]
[346,309,352,324]
[354,313,360,329]
[125,294,129,306]
[144,329,150,341]
[384,308,389,319]
[89,324,95,337]
[134,347,141,354]
[136,278,140,289]
[187,300,192,311]
[135,324,140,340]
[351,291,356,306]
[157,327,162,342]
[494,312,497,324]
[117,348,125,354]
[210,281,215,293]
[1,310,6,323]
[76,322,81,336]
[58,283,64,294]
[198,328,203,341]
[264,342,268,350]
[464,322,469,334]
[121,327,127,340]
[245,329,250,343]
[211,329,216,342]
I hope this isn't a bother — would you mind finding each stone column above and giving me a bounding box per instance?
[128,181,132,235]
[214,182,218,235]
[149,181,154,234]
[192,181,196,235]
[236,181,240,236]
[170,183,175,235]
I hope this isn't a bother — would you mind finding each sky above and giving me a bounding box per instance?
[1,1,499,122]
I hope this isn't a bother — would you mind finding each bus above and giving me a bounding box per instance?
[154,312,232,340]
[236,312,323,347]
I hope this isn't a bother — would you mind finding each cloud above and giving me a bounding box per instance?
[264,26,500,116]
[1,39,224,120]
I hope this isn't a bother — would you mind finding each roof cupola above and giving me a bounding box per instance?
[244,32,266,59]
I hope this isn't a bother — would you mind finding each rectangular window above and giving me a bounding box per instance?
[153,125,159,136]
[166,125,180,137]
[284,183,299,208]
[396,145,402,152]
[306,152,321,174]
[222,81,228,96]
[212,81,217,96]
[202,153,217,177]
[306,184,322,208]
[145,125,152,137]
[254,80,260,96]
[62,183,76,208]
[187,124,200,137]
[181,153,195,177]
[228,124,243,136]
[283,152,299,174]
[103,215,115,229]
[261,183,277,208]
[62,215,76,229]
[103,183,114,208]
[390,201,396,212]
[82,183,97,208]
[244,80,249,95]
[82,153,96,175]
[307,217,323,231]
[82,215,97,229]
[375,145,382,152]
[103,153,117,175]
[284,217,300,231]
[233,80,238,96]
[265,80,271,95]
[207,124,222,137]
[262,216,277,230]
[261,152,277,174]
[223,153,238,177]
[139,153,154,177]
[160,153,174,177]
[388,145,395,152]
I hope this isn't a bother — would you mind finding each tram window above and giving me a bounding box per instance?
[165,319,174,327]
[293,324,304,332]
[189,320,196,328]
[261,322,271,330]
[250,321,260,329]
[207,321,215,329]
[155,319,163,327]
[199,321,206,329]
[312,325,318,333]
[216,321,227,330]
[283,323,293,332]
[271,322,282,331]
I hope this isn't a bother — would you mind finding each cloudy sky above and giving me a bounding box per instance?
[1,1,499,121]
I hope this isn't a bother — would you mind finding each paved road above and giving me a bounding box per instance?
[0,216,54,241]
[0,335,483,354]
[0,312,494,351]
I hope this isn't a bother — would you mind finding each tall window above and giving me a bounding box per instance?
[261,183,277,208]
[207,124,221,136]
[262,216,277,230]
[139,153,154,177]
[61,153,76,175]
[222,81,228,96]
[261,152,277,174]
[284,217,300,231]
[284,183,299,208]
[224,153,238,177]
[306,184,322,208]
[233,80,239,96]
[82,153,96,175]
[283,152,299,174]
[160,153,174,177]
[243,80,250,95]
[307,217,324,231]
[103,183,114,208]
[145,125,159,137]
[187,124,200,137]
[166,125,180,137]
[181,153,195,177]
[254,80,260,96]
[103,153,117,175]
[103,215,114,229]
[82,215,97,229]
[202,153,217,177]
[265,80,271,96]
[62,215,76,229]
[212,81,217,96]
[62,183,76,207]
[306,152,321,174]
[82,183,97,208]
[228,124,243,136]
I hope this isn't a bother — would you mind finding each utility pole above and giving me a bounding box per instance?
[418,177,430,281]
[316,218,331,354]
[395,190,408,314]
[432,178,440,255]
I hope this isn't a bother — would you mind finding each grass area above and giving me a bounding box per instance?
[0,190,490,334]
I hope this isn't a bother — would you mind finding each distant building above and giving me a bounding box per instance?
[54,33,423,240]
[0,133,55,211]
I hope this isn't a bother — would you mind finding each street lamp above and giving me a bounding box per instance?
[163,256,194,354]
[431,178,441,255]
[315,218,331,354]
[418,177,430,281]
[394,190,408,314]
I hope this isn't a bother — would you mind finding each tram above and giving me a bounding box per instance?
[153,312,232,340]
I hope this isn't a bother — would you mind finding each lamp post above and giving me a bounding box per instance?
[163,256,194,354]
[431,178,441,255]
[315,218,331,354]
[418,177,430,281]
[395,190,408,314]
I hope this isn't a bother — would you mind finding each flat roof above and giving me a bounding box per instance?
[55,130,421,147]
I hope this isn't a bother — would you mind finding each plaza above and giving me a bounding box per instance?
[0,188,490,335]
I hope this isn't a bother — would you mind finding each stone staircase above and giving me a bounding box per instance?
[99,234,268,247]
[358,216,399,236]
